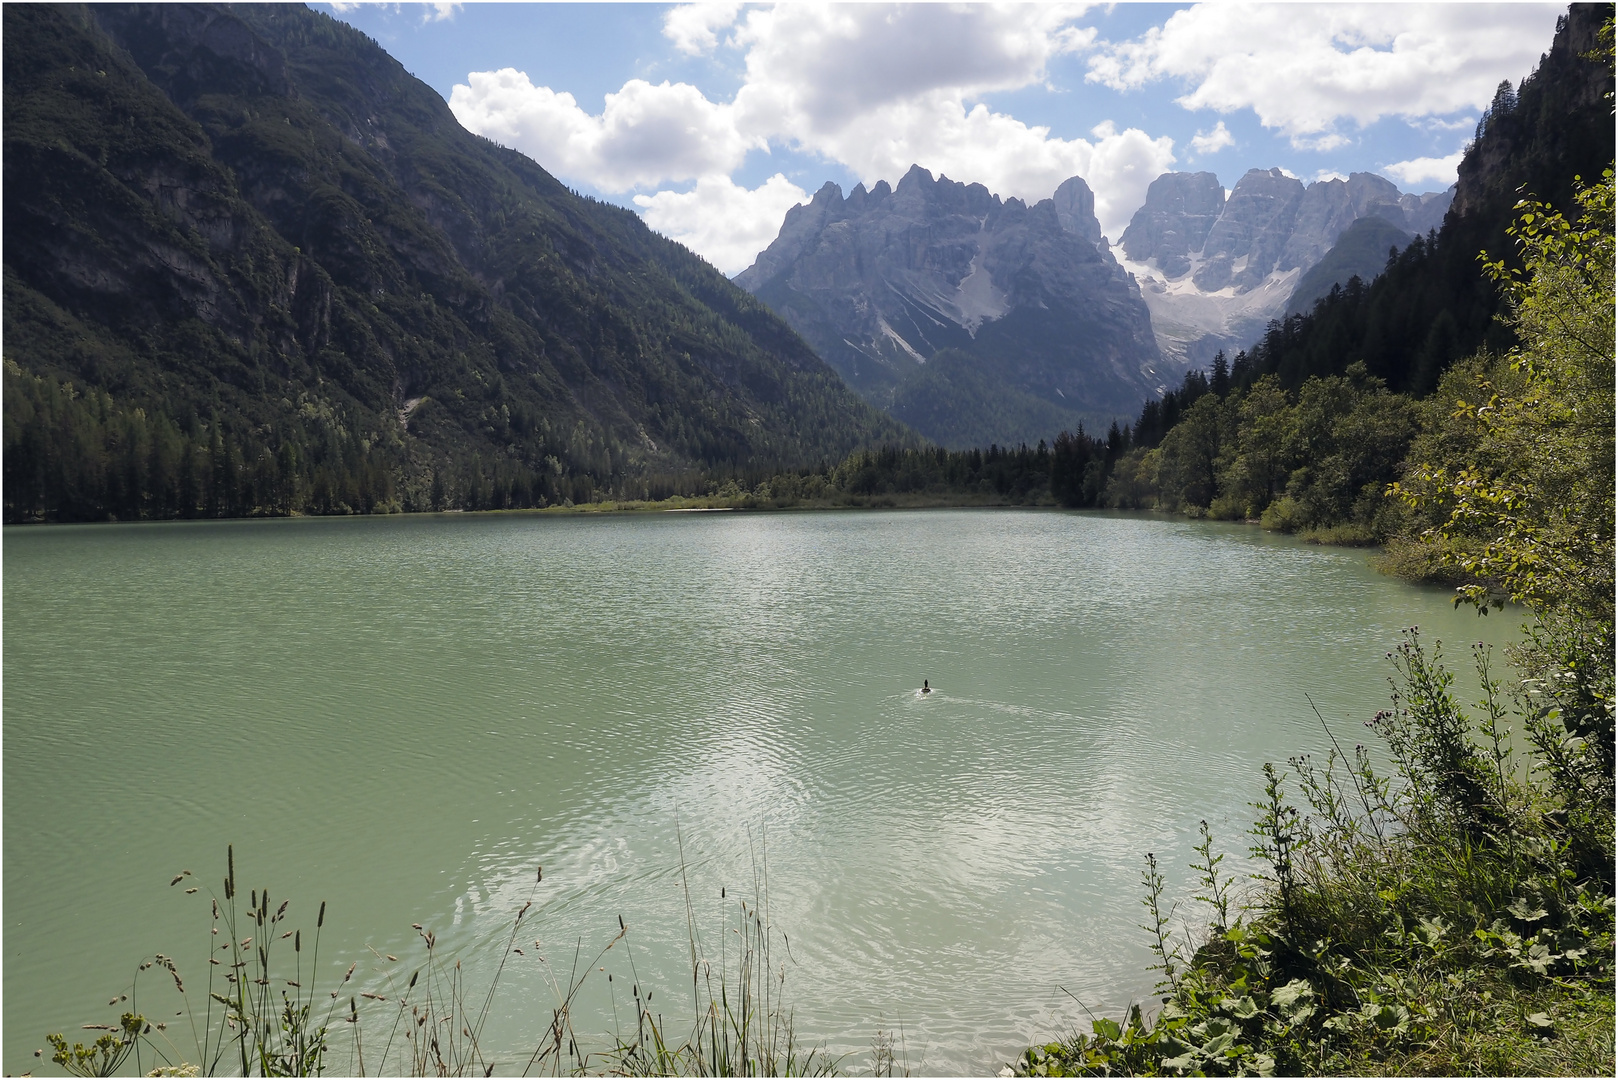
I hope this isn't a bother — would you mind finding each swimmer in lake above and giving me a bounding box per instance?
[921,679,932,695]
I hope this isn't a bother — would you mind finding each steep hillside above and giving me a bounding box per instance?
[1284,216,1415,316]
[736,167,1162,448]
[1228,2,1613,396]
[2,3,904,521]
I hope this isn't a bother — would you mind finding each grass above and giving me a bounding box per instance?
[46,830,840,1078]
[1298,523,1380,547]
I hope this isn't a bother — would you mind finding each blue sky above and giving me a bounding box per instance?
[324,2,1565,273]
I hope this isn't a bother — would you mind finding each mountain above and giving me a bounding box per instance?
[3,3,905,522]
[1225,2,1613,397]
[1285,216,1415,317]
[735,167,1162,448]
[1117,169,1453,370]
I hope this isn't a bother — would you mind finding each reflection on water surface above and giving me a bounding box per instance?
[3,510,1518,1074]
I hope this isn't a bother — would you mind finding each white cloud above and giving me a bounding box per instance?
[729,3,1097,136]
[636,174,809,275]
[1190,121,1234,155]
[1313,169,1349,184]
[1088,2,1562,148]
[718,3,1163,238]
[326,1,457,20]
[1421,115,1479,132]
[751,95,1172,240]
[1383,151,1465,188]
[663,2,743,56]
[449,70,762,191]
[451,3,1158,265]
[1295,132,1351,153]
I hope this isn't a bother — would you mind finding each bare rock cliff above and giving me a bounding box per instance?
[736,166,1162,444]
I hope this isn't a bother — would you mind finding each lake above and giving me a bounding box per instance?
[3,509,1521,1075]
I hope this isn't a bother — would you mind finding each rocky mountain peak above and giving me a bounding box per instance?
[1117,172,1225,276]
[1116,164,1456,372]
[1052,176,1103,247]
[1279,171,1412,272]
[1192,168,1305,291]
[736,166,1161,445]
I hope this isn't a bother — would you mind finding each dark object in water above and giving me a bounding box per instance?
[921,679,932,695]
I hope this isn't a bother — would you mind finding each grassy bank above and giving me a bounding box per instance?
[1014,630,1614,1078]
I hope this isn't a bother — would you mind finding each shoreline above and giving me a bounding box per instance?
[0,496,1400,553]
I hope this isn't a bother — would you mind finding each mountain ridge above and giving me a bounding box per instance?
[3,2,906,521]
[736,165,1162,448]
[1220,1,1614,398]
[1116,168,1453,371]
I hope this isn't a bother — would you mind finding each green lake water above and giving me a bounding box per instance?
[3,509,1522,1074]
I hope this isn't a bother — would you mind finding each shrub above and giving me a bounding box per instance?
[1258,495,1306,533]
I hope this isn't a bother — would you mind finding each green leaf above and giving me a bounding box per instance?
[1507,897,1550,922]
[1267,978,1313,1013]
[1221,995,1261,1019]
[1161,1051,1197,1073]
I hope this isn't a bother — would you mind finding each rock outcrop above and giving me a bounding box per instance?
[736,167,1162,446]
[1117,172,1225,278]
[1116,167,1454,370]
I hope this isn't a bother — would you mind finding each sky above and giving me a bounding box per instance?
[323,2,1567,274]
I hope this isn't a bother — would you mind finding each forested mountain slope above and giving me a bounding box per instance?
[3,3,905,522]
[997,3,1614,538]
[1283,216,1415,317]
[1224,2,1613,397]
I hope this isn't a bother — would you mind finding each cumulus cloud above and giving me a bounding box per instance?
[1295,132,1351,153]
[718,2,1164,238]
[1383,151,1465,187]
[729,3,1097,136]
[635,174,809,275]
[1088,2,1561,148]
[1420,115,1479,132]
[1190,121,1234,155]
[663,2,743,56]
[449,70,762,191]
[451,3,1162,265]
[327,1,458,21]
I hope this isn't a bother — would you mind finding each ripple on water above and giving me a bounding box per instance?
[3,510,1521,1074]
